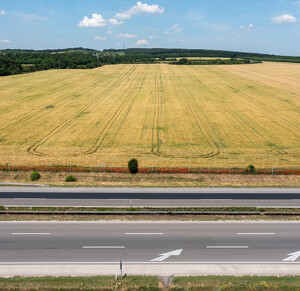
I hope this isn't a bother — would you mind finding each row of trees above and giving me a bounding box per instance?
[1,47,299,76]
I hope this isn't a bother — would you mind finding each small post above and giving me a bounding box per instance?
[115,273,118,280]
[70,163,72,172]
[8,162,10,172]
[272,166,274,175]
[120,260,123,279]
[130,199,132,209]
[124,182,126,188]
[152,165,154,173]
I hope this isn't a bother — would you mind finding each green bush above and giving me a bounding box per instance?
[128,158,138,174]
[246,165,256,174]
[30,171,41,181]
[65,175,77,182]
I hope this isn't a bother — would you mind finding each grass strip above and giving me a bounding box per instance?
[1,275,300,290]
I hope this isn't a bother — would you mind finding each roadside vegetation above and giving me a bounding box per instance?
[0,171,299,188]
[1,275,300,290]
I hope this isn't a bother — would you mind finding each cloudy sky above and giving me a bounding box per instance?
[0,0,299,55]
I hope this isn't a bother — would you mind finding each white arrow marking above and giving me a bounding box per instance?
[151,249,183,262]
[283,251,300,262]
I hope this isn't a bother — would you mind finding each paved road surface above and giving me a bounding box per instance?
[0,187,299,207]
[1,221,300,263]
[2,221,300,276]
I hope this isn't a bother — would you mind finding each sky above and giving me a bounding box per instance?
[0,0,300,56]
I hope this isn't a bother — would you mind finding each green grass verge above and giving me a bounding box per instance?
[1,275,300,290]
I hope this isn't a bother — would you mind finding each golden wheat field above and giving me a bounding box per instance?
[0,63,299,168]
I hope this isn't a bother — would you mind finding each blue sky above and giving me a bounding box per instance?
[0,0,299,55]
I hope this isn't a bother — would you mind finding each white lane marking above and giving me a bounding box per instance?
[238,233,276,235]
[151,249,183,262]
[207,246,248,249]
[1,261,300,265]
[283,251,300,261]
[125,233,164,235]
[82,246,125,249]
[11,233,50,235]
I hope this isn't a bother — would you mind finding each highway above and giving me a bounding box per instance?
[1,221,300,263]
[1,221,300,276]
[0,187,299,207]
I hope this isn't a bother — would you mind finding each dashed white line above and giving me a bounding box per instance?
[206,246,248,249]
[125,233,164,235]
[11,233,50,235]
[82,246,125,249]
[238,233,276,235]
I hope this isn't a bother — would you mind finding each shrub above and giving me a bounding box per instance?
[65,175,77,182]
[128,158,138,174]
[30,171,41,181]
[246,164,256,174]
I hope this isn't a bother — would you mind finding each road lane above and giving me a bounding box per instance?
[0,221,300,264]
[0,187,299,207]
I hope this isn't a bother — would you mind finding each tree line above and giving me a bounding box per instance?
[1,47,299,76]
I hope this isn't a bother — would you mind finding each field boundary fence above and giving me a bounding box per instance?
[0,164,299,175]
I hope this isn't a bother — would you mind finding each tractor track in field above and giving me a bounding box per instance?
[154,65,220,159]
[184,66,289,155]
[209,68,300,137]
[0,70,111,136]
[78,66,146,155]
[27,65,138,157]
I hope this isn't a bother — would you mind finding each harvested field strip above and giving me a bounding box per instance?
[81,66,147,154]
[204,67,300,134]
[27,65,138,156]
[157,65,219,158]
[183,66,294,154]
[0,73,107,135]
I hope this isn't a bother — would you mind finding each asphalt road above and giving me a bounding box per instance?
[1,221,300,264]
[0,187,299,207]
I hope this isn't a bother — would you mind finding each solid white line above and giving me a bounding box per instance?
[207,246,248,249]
[82,246,125,249]
[0,261,300,265]
[238,233,276,235]
[11,233,50,235]
[125,233,164,235]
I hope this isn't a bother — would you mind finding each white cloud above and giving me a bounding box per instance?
[117,33,136,38]
[107,18,122,25]
[78,13,106,27]
[0,10,5,15]
[94,35,106,41]
[233,24,254,34]
[107,30,113,34]
[272,14,297,23]
[165,23,182,34]
[78,13,122,28]
[136,39,149,45]
[115,1,164,20]
[0,40,11,43]
[149,35,157,39]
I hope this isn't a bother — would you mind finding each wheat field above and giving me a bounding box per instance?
[0,63,299,168]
